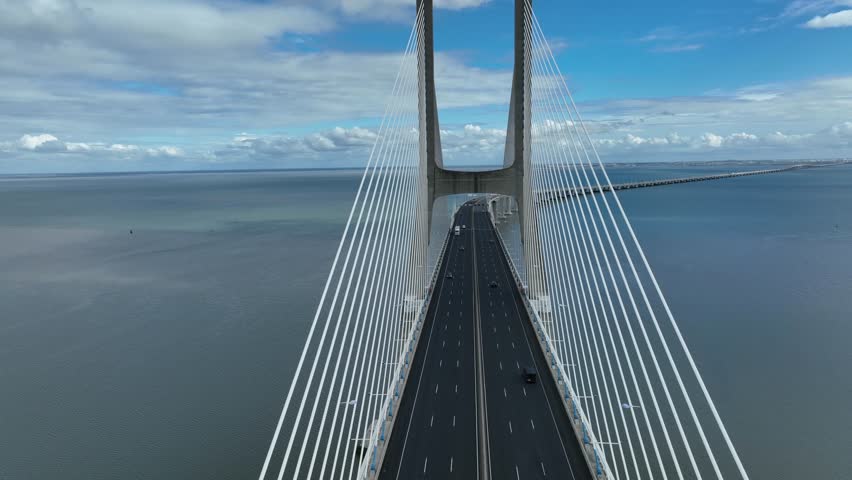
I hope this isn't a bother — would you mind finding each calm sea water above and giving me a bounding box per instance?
[1,164,850,479]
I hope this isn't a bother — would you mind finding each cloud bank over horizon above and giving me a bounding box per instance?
[5,117,850,173]
[0,0,850,173]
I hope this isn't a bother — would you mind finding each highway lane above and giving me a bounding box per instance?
[381,203,591,480]
[381,203,478,479]
[472,204,592,480]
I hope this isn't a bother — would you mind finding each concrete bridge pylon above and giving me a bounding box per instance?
[417,0,532,243]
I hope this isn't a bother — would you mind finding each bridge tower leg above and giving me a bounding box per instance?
[417,0,535,249]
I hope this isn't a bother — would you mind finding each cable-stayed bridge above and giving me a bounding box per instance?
[258,1,750,479]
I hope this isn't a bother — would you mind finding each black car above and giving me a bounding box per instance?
[446,272,454,279]
[522,367,537,384]
[459,246,465,251]
[489,281,498,288]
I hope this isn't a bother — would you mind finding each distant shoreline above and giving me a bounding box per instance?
[0,158,849,180]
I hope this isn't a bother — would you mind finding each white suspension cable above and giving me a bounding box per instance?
[340,52,423,479]
[306,79,422,479]
[264,13,423,478]
[339,21,425,479]
[532,94,622,475]
[528,23,668,479]
[529,6,748,479]
[296,116,416,477]
[349,26,424,480]
[527,17,686,479]
[257,12,423,477]
[531,73,633,479]
[527,15,711,480]
[529,57,668,480]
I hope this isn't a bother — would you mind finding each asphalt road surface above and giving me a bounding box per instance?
[381,203,591,480]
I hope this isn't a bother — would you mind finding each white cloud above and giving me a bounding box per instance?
[0,1,848,173]
[333,0,488,20]
[439,124,506,164]
[146,146,183,157]
[654,44,703,53]
[727,132,760,144]
[637,26,712,53]
[0,0,504,144]
[108,144,140,153]
[1,133,183,162]
[216,126,384,163]
[4,119,852,173]
[779,1,850,19]
[582,76,852,142]
[803,9,852,28]
[0,33,509,144]
[747,1,852,33]
[737,92,780,102]
[596,133,683,150]
[213,119,851,167]
[65,142,92,152]
[17,133,62,151]
[435,0,490,9]
[701,133,724,148]
[522,74,851,163]
[638,27,682,43]
[591,124,852,161]
[1,0,335,52]
[218,123,504,166]
[323,126,379,148]
[828,121,852,136]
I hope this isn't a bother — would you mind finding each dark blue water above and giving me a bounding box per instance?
[1,164,850,479]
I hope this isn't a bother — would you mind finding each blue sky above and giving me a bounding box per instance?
[0,0,850,173]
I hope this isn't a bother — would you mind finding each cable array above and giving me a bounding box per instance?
[260,1,750,478]
[521,2,750,479]
[258,7,428,479]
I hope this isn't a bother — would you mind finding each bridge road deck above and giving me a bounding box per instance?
[381,203,592,480]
